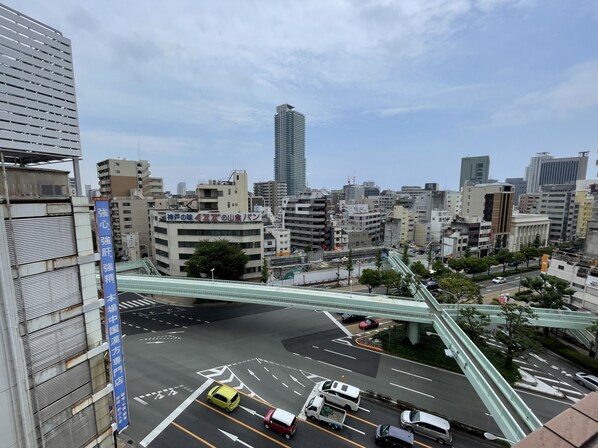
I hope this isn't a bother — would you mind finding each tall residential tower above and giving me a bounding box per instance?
[274,104,306,196]
[459,156,490,189]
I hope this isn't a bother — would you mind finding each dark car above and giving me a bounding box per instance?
[375,424,413,447]
[359,317,379,331]
[341,313,365,323]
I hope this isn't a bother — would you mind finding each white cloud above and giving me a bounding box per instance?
[490,61,598,126]
[371,105,437,117]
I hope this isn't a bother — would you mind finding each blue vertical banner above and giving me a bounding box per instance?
[95,199,130,432]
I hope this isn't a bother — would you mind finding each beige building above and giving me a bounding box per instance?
[143,176,164,197]
[461,183,514,249]
[518,193,540,214]
[97,159,150,197]
[507,213,550,252]
[198,171,249,213]
[575,187,595,239]
[111,193,157,257]
[150,210,263,280]
[391,205,416,243]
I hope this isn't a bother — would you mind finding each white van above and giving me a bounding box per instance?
[317,380,361,411]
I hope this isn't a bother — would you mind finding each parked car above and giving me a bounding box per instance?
[340,313,365,323]
[575,372,598,391]
[400,410,452,445]
[207,384,240,413]
[359,317,379,331]
[492,276,506,284]
[263,408,297,439]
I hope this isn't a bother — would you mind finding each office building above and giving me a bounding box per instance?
[461,183,514,249]
[505,178,527,205]
[536,184,578,244]
[459,156,490,189]
[143,176,164,197]
[254,180,287,215]
[0,5,112,446]
[518,193,541,214]
[111,194,156,258]
[525,152,589,193]
[274,104,306,196]
[177,182,187,196]
[346,204,382,245]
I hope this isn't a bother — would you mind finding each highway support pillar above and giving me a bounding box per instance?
[408,322,420,345]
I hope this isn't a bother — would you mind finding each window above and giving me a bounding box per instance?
[558,265,564,270]
[155,238,168,246]
[155,249,169,257]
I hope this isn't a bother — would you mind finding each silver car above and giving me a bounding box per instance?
[400,410,452,445]
[575,372,598,391]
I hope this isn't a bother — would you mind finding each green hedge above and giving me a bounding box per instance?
[472,265,541,283]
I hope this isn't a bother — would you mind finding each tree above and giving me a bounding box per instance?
[511,251,526,269]
[431,260,450,277]
[520,245,540,268]
[463,257,487,279]
[533,234,541,248]
[359,269,382,293]
[464,246,472,258]
[346,250,354,279]
[519,274,575,336]
[447,258,465,273]
[401,272,414,296]
[381,269,402,295]
[495,249,512,273]
[185,240,249,280]
[496,303,537,369]
[588,320,598,358]
[410,261,429,279]
[484,256,498,275]
[401,245,410,266]
[458,307,491,345]
[375,250,383,271]
[438,273,482,304]
[260,258,269,283]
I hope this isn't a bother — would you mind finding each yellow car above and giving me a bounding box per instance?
[207,384,240,413]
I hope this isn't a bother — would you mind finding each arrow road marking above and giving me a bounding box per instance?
[289,375,305,387]
[248,369,260,381]
[239,405,264,418]
[218,430,255,448]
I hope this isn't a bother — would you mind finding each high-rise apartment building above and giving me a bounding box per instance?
[177,182,187,196]
[459,156,490,189]
[0,5,112,447]
[253,181,287,215]
[274,104,306,196]
[536,184,578,244]
[97,158,150,197]
[282,192,327,251]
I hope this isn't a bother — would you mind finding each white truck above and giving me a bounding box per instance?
[304,396,346,430]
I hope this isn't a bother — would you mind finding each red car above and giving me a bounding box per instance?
[359,317,379,330]
[264,408,297,439]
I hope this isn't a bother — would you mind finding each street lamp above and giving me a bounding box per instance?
[484,432,515,446]
[210,268,215,282]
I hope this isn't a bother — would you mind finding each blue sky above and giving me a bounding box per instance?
[10,0,598,192]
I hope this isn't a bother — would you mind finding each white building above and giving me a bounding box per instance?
[266,227,291,256]
[198,171,249,213]
[546,251,598,312]
[444,190,461,219]
[150,211,263,280]
[346,204,382,244]
[508,213,550,252]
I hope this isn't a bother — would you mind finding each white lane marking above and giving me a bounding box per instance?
[324,311,353,337]
[391,368,432,382]
[239,405,264,418]
[344,423,365,434]
[134,397,148,405]
[219,429,255,448]
[530,353,547,363]
[324,349,356,360]
[290,374,306,387]
[317,360,352,372]
[390,382,435,399]
[272,375,278,380]
[535,376,565,385]
[358,406,370,413]
[139,378,213,447]
[517,389,572,404]
[248,369,260,382]
[282,383,289,388]
[264,367,269,372]
[312,345,320,349]
[294,390,302,396]
[556,387,585,396]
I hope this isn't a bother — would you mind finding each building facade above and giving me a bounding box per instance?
[461,183,514,249]
[525,152,552,194]
[177,182,187,196]
[253,181,288,215]
[504,177,527,205]
[538,153,588,190]
[346,205,382,245]
[518,193,541,214]
[0,6,113,447]
[110,194,156,258]
[97,159,150,197]
[507,213,550,252]
[536,184,578,244]
[282,193,327,251]
[150,211,263,280]
[197,171,249,213]
[274,104,306,196]
[459,156,490,189]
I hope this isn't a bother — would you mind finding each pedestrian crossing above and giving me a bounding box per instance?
[119,298,156,310]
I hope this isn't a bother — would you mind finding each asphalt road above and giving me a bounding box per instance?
[117,293,580,447]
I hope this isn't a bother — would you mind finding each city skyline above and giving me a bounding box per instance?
[8,0,598,192]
